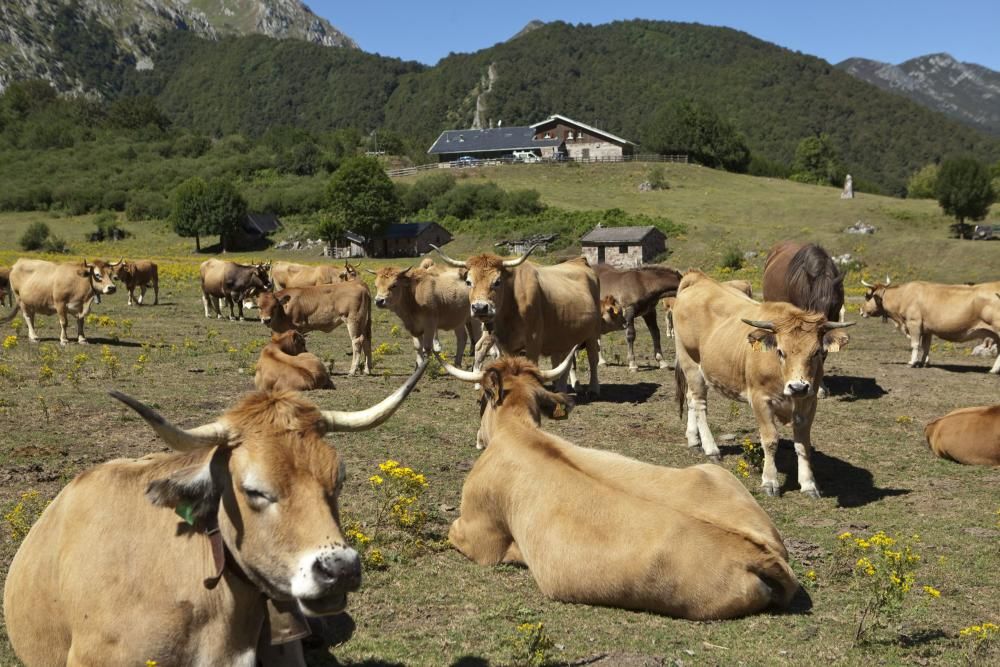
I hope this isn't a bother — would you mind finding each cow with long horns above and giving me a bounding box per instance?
[3,361,428,665]
[672,270,853,498]
[860,277,1000,374]
[436,351,799,618]
[432,244,602,396]
[1,258,119,344]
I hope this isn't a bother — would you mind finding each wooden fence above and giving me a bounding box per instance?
[386,153,687,178]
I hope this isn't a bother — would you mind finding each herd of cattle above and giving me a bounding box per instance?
[2,242,998,665]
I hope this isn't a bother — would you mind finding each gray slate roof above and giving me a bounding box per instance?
[243,213,281,235]
[428,126,562,155]
[380,222,451,240]
[581,226,665,244]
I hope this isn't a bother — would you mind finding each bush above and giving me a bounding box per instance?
[89,211,129,242]
[20,221,51,250]
[505,189,544,215]
[906,163,939,199]
[646,165,669,190]
[125,190,170,221]
[102,189,127,212]
[720,247,744,271]
[43,235,69,253]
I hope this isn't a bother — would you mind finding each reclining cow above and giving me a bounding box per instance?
[3,360,428,666]
[200,259,271,320]
[113,259,159,306]
[258,282,373,376]
[924,404,1000,466]
[861,277,1000,374]
[271,261,359,290]
[436,352,799,619]
[256,330,335,392]
[1,258,118,345]
[672,270,853,498]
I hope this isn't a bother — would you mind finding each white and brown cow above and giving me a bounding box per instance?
[255,330,335,392]
[861,278,1000,374]
[672,270,853,497]
[257,282,373,376]
[3,361,428,666]
[924,404,1000,466]
[433,245,602,396]
[437,352,799,619]
[1,258,118,344]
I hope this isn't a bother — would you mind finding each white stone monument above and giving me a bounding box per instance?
[840,174,854,199]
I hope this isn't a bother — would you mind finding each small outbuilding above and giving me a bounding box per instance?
[581,226,666,268]
[372,222,453,258]
[327,231,367,259]
[228,213,282,250]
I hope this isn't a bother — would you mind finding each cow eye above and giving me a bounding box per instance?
[465,279,473,287]
[776,349,786,360]
[243,487,275,507]
[491,277,501,288]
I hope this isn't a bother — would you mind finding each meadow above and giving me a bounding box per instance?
[0,163,998,666]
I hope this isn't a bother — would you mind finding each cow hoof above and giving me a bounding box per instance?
[60,340,69,346]
[77,339,89,345]
[817,387,829,399]
[707,453,721,463]
[597,359,607,367]
[762,483,780,497]
[628,365,639,373]
[658,360,671,369]
[802,487,822,499]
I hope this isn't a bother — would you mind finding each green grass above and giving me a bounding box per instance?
[1,164,998,665]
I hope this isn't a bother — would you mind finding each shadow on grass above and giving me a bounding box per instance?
[577,382,660,404]
[774,444,910,508]
[897,628,948,648]
[825,374,888,400]
[927,363,997,374]
[85,337,144,348]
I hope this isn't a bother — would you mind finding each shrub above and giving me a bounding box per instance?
[101,189,128,212]
[719,246,743,271]
[126,190,170,221]
[89,211,129,242]
[43,235,70,253]
[505,188,545,215]
[646,165,669,190]
[906,163,939,199]
[20,221,51,250]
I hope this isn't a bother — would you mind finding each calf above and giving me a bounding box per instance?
[256,331,334,392]
[437,353,799,619]
[924,405,1000,466]
[114,259,159,306]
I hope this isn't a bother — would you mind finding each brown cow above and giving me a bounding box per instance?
[1,258,117,344]
[3,361,427,666]
[255,330,335,392]
[436,352,799,619]
[113,259,159,306]
[924,405,1000,466]
[271,261,358,290]
[663,279,753,338]
[673,270,853,497]
[200,259,271,320]
[763,242,845,322]
[0,266,12,307]
[433,245,602,396]
[861,278,1000,374]
[371,264,483,368]
[592,264,682,371]
[258,282,373,376]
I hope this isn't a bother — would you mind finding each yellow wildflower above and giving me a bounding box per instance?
[369,474,384,487]
[2,335,17,349]
[923,585,941,598]
[837,531,853,540]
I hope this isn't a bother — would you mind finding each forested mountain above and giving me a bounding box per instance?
[838,53,1000,136]
[0,0,355,95]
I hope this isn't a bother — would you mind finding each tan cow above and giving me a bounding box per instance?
[433,245,602,396]
[861,278,1000,374]
[663,279,752,338]
[436,352,799,619]
[113,259,159,306]
[271,261,359,290]
[258,282,373,376]
[3,361,427,666]
[255,330,335,392]
[673,270,853,497]
[200,259,271,320]
[924,405,1000,466]
[371,264,483,368]
[1,258,118,344]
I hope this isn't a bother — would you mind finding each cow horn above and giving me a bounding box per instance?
[111,256,124,267]
[741,319,776,331]
[321,359,428,432]
[434,352,483,383]
[502,244,537,268]
[821,321,856,330]
[861,278,874,288]
[364,268,377,275]
[430,244,466,268]
[109,391,230,452]
[538,346,579,381]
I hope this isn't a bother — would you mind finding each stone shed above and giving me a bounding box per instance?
[581,226,667,268]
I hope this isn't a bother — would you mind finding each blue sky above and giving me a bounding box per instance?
[309,0,999,69]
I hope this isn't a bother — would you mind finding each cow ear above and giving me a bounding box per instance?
[146,453,225,527]
[747,328,776,351]
[537,390,574,421]
[78,269,90,278]
[458,268,469,281]
[823,330,850,353]
[480,368,505,407]
[278,295,291,306]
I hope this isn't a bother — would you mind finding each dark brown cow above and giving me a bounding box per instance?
[113,260,159,306]
[592,264,682,371]
[0,266,12,307]
[763,242,845,322]
[924,405,1000,466]
[200,259,271,320]
[255,331,335,392]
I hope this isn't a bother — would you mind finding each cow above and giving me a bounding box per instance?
[433,244,602,396]
[258,282,373,376]
[860,278,1000,374]
[592,264,682,371]
[763,242,846,322]
[672,270,853,498]
[271,261,359,290]
[1,258,118,345]
[663,279,753,339]
[113,259,159,306]
[0,266,12,307]
[255,330,335,392]
[924,405,1000,466]
[200,259,271,320]
[435,352,799,619]
[370,264,484,369]
[3,360,428,666]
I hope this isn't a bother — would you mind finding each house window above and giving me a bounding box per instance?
[618,245,629,254]
[543,132,552,139]
[567,131,574,140]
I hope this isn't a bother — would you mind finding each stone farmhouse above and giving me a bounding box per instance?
[581,226,667,268]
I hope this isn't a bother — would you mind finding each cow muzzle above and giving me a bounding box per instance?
[374,296,388,308]
[260,316,271,325]
[784,380,811,397]
[294,547,362,616]
[470,300,495,320]
[101,284,117,295]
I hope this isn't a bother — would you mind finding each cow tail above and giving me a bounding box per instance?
[675,362,687,420]
[0,299,19,324]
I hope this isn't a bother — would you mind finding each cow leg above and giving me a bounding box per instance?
[75,313,87,344]
[138,285,146,305]
[792,400,821,498]
[22,307,40,343]
[347,320,368,376]
[624,306,639,372]
[907,327,923,367]
[597,337,608,366]
[502,540,525,565]
[126,287,135,306]
[664,308,674,338]
[411,336,425,369]
[473,330,493,372]
[920,333,933,367]
[453,326,467,367]
[54,304,71,346]
[448,516,513,566]
[641,309,670,369]
[555,352,575,394]
[585,336,601,397]
[750,394,781,496]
